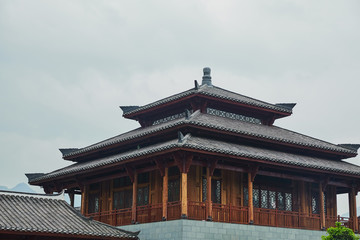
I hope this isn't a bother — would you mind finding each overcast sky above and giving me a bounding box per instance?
[0,0,359,214]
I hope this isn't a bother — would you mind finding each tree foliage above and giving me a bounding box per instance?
[322,222,359,240]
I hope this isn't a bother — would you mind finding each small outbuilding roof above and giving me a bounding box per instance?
[0,191,139,239]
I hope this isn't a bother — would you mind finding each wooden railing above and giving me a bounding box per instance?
[86,202,356,232]
[213,203,248,224]
[167,201,181,220]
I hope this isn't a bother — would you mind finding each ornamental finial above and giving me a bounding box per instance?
[202,67,212,86]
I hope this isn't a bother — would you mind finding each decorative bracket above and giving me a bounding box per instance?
[125,165,136,183]
[155,159,166,177]
[173,153,193,173]
[249,165,259,182]
[208,159,218,176]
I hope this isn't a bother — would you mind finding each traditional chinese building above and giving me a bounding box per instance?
[27,68,360,239]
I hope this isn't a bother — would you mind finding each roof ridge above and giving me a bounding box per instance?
[0,190,65,200]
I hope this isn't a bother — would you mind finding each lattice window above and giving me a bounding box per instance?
[277,192,285,210]
[285,193,292,211]
[202,178,222,204]
[312,192,319,214]
[113,190,132,209]
[202,178,207,202]
[269,191,276,209]
[213,179,221,204]
[137,186,149,206]
[261,189,268,209]
[152,110,193,125]
[168,178,180,202]
[253,188,260,208]
[206,108,261,124]
[244,187,248,206]
[88,193,99,213]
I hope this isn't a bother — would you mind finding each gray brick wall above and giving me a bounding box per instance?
[120,219,326,240]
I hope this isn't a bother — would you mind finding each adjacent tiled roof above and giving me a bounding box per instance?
[0,191,138,239]
[121,84,292,117]
[62,111,356,159]
[31,134,360,184]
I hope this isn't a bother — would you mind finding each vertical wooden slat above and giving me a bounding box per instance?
[181,172,188,218]
[162,167,168,220]
[319,182,325,230]
[132,173,138,223]
[248,173,254,224]
[240,173,244,206]
[206,167,212,220]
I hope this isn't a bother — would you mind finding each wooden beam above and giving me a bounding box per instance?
[162,167,168,220]
[248,173,254,224]
[69,192,75,207]
[181,172,188,218]
[131,172,138,223]
[249,165,259,182]
[208,160,218,176]
[173,153,193,173]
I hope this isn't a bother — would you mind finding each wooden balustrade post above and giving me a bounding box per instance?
[319,182,325,230]
[206,167,213,221]
[248,173,254,224]
[131,172,138,223]
[162,167,168,221]
[181,172,188,218]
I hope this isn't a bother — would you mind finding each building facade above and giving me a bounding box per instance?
[28,68,360,235]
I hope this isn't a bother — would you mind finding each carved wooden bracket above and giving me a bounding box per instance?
[173,153,193,173]
[155,159,166,177]
[208,159,218,176]
[125,165,136,183]
[321,177,330,192]
[248,165,259,182]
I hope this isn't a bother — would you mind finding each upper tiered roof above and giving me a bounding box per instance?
[120,68,295,126]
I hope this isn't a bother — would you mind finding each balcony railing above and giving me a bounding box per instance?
[86,201,357,232]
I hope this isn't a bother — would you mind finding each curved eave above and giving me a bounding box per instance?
[63,116,356,161]
[31,135,360,185]
[123,91,292,120]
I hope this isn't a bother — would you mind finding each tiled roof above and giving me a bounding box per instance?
[31,134,360,184]
[62,111,356,159]
[122,84,292,117]
[0,191,138,239]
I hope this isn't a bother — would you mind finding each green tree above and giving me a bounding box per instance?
[322,222,359,240]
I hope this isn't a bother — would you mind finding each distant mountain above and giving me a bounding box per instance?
[0,182,38,193]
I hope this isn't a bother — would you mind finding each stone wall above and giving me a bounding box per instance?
[120,219,326,240]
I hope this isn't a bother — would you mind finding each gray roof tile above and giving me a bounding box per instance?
[0,191,138,239]
[122,84,292,117]
[63,111,356,158]
[32,134,360,184]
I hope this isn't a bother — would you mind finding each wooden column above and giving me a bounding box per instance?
[80,185,87,215]
[299,181,306,213]
[162,167,168,220]
[248,173,254,224]
[181,172,188,218]
[69,192,75,207]
[206,167,212,221]
[319,182,325,230]
[349,187,358,232]
[131,172,138,223]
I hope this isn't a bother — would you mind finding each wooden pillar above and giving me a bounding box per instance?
[69,192,75,207]
[248,173,254,224]
[206,167,212,220]
[319,182,325,230]
[181,172,188,218]
[299,181,306,213]
[349,187,358,232]
[131,172,138,223]
[80,185,87,215]
[162,167,168,220]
